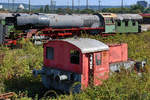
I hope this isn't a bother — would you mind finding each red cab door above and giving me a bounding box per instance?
[93,51,109,86]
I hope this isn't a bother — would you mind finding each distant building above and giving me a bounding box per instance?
[137,0,149,8]
[18,4,25,10]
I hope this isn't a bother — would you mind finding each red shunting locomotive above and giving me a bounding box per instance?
[33,38,134,93]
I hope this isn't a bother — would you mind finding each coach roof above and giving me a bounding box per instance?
[116,14,143,20]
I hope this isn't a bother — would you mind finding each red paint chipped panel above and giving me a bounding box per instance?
[109,43,128,63]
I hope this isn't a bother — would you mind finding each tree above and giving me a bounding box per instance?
[80,9,95,14]
[39,6,44,13]
[44,5,49,13]
[65,8,73,14]
[101,8,129,13]
[56,8,65,14]
[143,8,150,13]
[130,4,144,13]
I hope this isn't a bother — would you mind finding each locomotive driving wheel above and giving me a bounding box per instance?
[69,82,81,94]
[43,90,58,99]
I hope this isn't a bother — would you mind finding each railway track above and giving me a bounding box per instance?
[0,92,15,100]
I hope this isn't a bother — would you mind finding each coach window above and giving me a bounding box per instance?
[125,21,128,27]
[95,53,102,66]
[105,18,109,24]
[70,50,80,64]
[111,18,114,24]
[132,21,136,26]
[46,47,54,60]
[117,21,121,26]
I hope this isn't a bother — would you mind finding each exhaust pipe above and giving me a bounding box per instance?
[56,75,68,81]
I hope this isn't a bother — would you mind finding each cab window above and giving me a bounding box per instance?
[70,50,80,64]
[95,53,101,66]
[46,47,54,60]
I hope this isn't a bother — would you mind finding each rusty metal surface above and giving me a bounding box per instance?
[100,13,117,18]
[0,92,14,100]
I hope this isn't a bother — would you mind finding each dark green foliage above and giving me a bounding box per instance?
[79,9,95,14]
[130,4,144,12]
[102,8,130,13]
[102,4,144,13]
[0,39,44,98]
[44,5,50,13]
[55,8,65,14]
[39,6,44,13]
[143,8,150,13]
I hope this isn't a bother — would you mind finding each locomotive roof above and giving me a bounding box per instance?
[100,13,117,18]
[0,13,13,20]
[116,14,143,20]
[62,38,109,53]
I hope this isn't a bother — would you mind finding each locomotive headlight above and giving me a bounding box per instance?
[55,75,68,81]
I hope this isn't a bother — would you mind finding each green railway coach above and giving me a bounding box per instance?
[0,13,14,35]
[0,13,14,44]
[115,14,143,33]
[0,20,14,32]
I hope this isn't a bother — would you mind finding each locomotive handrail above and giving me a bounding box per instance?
[41,27,105,32]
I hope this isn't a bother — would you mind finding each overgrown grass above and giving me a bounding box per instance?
[58,72,150,100]
[0,39,44,98]
[1,32,150,99]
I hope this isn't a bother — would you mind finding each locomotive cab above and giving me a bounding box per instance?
[33,38,110,93]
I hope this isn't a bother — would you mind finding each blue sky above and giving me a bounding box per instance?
[1,0,149,6]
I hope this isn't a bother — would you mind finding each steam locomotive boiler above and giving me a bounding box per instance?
[6,14,104,29]
[5,13,105,37]
[33,38,134,93]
